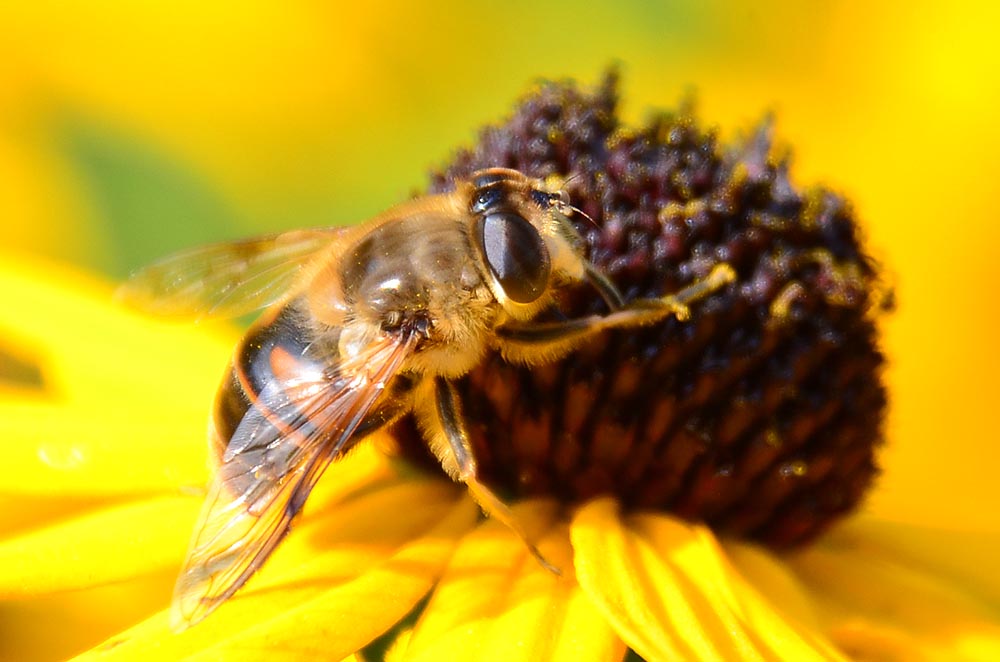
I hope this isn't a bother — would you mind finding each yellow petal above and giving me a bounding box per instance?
[76,478,477,661]
[0,494,112,536]
[721,540,823,635]
[0,395,207,498]
[0,253,233,405]
[574,498,743,660]
[789,526,1000,661]
[632,515,846,661]
[0,255,231,501]
[403,499,624,662]
[384,627,414,662]
[826,619,949,662]
[572,498,844,661]
[0,495,199,597]
[0,572,178,662]
[824,516,1000,605]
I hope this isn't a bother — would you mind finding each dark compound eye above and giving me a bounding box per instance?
[477,212,551,304]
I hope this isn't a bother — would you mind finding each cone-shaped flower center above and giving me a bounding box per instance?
[391,73,887,550]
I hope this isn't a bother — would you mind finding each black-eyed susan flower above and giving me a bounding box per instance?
[2,75,1000,662]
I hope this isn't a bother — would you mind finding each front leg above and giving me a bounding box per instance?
[498,262,736,360]
[420,377,561,575]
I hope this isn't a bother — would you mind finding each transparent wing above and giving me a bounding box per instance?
[170,330,416,630]
[116,228,347,319]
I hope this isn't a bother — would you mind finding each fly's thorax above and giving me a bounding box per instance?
[301,173,590,378]
[332,212,499,378]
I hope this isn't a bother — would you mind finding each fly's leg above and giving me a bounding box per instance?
[584,261,625,310]
[498,263,736,357]
[432,377,561,576]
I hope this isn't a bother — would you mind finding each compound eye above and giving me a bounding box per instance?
[478,212,551,304]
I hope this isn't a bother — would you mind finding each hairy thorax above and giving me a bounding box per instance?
[332,213,499,378]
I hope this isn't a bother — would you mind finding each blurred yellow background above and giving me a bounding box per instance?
[1,0,998,656]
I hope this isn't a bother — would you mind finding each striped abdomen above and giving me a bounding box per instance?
[209,300,411,493]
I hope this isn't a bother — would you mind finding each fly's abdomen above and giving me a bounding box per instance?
[210,367,252,466]
[208,299,413,488]
[209,300,317,468]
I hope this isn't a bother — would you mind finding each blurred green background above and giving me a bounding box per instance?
[2,0,998,579]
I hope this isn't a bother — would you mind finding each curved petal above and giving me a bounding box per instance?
[571,498,845,661]
[0,396,208,499]
[403,500,624,662]
[722,540,824,634]
[76,477,477,661]
[0,254,234,404]
[0,255,230,501]
[0,495,199,597]
[788,522,1000,661]
[0,573,178,662]
[821,516,1000,605]
[571,497,707,660]
[822,620,946,662]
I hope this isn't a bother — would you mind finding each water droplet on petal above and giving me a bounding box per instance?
[37,443,86,471]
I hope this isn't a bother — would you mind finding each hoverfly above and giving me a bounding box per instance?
[119,168,734,630]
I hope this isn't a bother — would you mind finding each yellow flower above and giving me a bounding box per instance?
[2,240,999,661]
[1,3,998,660]
[4,62,1000,659]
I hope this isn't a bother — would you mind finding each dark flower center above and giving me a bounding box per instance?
[392,73,888,550]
